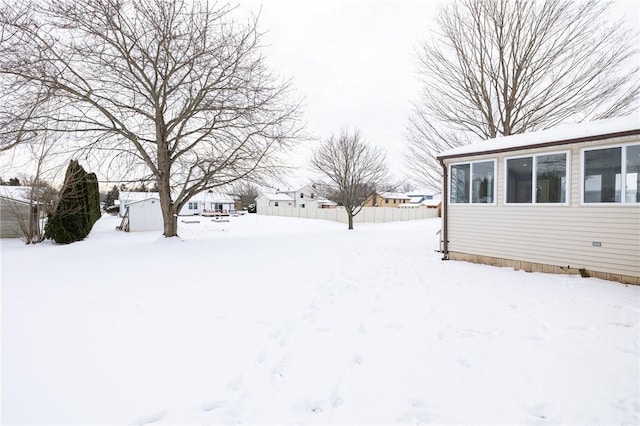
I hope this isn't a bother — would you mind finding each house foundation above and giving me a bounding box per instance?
[447,251,639,285]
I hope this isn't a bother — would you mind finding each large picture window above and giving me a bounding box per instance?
[506,153,567,204]
[583,143,639,204]
[450,160,495,204]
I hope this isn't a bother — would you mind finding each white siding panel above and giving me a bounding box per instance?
[447,204,640,276]
[0,198,29,238]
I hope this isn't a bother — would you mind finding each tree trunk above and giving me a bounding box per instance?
[161,200,178,237]
[157,171,178,237]
[347,211,354,230]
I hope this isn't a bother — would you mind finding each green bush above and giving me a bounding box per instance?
[44,161,101,244]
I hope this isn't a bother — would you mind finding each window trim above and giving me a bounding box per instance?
[581,141,640,206]
[503,150,570,206]
[448,159,497,205]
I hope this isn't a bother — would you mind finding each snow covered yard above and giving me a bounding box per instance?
[1,214,638,425]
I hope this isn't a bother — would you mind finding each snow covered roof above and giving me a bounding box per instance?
[420,199,442,207]
[259,193,295,201]
[407,189,439,198]
[399,198,441,208]
[126,197,160,206]
[0,186,38,204]
[119,191,158,203]
[378,192,408,200]
[119,190,235,205]
[187,191,235,204]
[318,199,338,206]
[438,114,640,159]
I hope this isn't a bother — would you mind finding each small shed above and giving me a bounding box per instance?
[437,115,640,284]
[118,191,158,217]
[0,186,45,238]
[120,198,163,232]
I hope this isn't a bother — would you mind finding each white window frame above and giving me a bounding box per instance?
[504,150,570,205]
[448,159,497,205]
[581,142,640,205]
[188,202,198,210]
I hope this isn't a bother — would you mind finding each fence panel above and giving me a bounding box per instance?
[258,206,438,224]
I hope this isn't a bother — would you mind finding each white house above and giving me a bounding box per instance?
[178,191,235,216]
[276,183,320,208]
[119,190,236,218]
[255,193,295,211]
[118,197,163,232]
[437,115,640,285]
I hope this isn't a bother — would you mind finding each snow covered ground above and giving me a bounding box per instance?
[1,214,638,425]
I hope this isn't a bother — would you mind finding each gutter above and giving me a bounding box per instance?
[437,129,640,161]
[438,157,449,260]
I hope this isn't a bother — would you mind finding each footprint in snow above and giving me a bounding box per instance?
[136,411,166,426]
[398,402,441,424]
[226,375,243,392]
[201,400,226,412]
[383,323,403,330]
[455,328,492,338]
[271,365,286,390]
[256,350,268,364]
[294,399,326,415]
[611,395,640,414]
[457,357,472,368]
[608,322,634,328]
[352,353,364,366]
[526,402,557,423]
[331,393,344,409]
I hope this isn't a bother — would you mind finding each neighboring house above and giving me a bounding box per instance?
[257,184,337,211]
[437,115,640,284]
[406,191,439,204]
[255,193,295,211]
[178,191,235,216]
[363,192,410,207]
[276,183,320,208]
[118,197,163,232]
[0,186,45,238]
[399,194,442,210]
[119,191,235,217]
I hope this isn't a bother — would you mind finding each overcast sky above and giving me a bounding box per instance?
[1,0,638,190]
[234,0,640,190]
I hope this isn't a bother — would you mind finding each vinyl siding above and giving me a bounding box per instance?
[444,134,640,277]
[0,197,30,238]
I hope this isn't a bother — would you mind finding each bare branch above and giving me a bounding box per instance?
[406,0,639,188]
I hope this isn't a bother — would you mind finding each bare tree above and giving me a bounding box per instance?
[230,180,260,209]
[407,0,640,189]
[0,0,303,237]
[311,128,389,230]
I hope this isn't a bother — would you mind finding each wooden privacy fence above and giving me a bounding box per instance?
[258,206,439,224]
